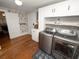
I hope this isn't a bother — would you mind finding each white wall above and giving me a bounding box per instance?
[0,7,37,39]
[26,11,40,42]
[0,8,29,39]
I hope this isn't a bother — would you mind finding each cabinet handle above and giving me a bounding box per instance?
[52,8,55,13]
[52,9,54,13]
[54,8,55,13]
[68,5,70,11]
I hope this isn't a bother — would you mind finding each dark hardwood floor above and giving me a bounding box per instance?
[0,34,38,59]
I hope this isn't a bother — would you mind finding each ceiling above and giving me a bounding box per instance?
[0,0,65,13]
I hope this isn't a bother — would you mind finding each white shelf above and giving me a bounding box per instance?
[45,20,79,27]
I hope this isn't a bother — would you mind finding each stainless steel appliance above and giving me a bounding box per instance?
[39,28,56,54]
[39,31,53,54]
[39,28,79,59]
[52,34,79,59]
[53,37,79,59]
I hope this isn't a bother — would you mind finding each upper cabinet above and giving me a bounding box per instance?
[54,1,69,16]
[39,0,79,17]
[38,0,79,30]
[39,1,69,17]
[68,0,79,16]
[39,5,53,17]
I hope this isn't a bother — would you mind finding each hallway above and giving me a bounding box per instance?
[0,34,10,50]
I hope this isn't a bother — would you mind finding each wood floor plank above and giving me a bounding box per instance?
[0,34,38,59]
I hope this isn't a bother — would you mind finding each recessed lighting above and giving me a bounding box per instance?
[15,0,23,6]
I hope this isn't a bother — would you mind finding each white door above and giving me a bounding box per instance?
[5,12,21,39]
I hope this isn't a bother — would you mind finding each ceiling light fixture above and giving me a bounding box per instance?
[2,13,6,16]
[15,0,23,6]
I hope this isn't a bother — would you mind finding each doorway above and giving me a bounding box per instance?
[0,11,10,50]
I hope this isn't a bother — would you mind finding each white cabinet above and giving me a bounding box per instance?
[54,1,69,16]
[38,0,79,31]
[58,0,79,16]
[39,0,79,17]
[32,29,39,42]
[54,0,79,16]
[48,5,56,17]
[68,0,79,15]
[39,5,54,17]
[39,1,69,17]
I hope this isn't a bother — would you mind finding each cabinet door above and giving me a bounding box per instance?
[54,1,69,16]
[32,29,39,42]
[39,4,55,17]
[68,0,79,15]
[39,6,49,17]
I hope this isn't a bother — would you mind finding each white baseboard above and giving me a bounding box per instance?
[10,32,29,39]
